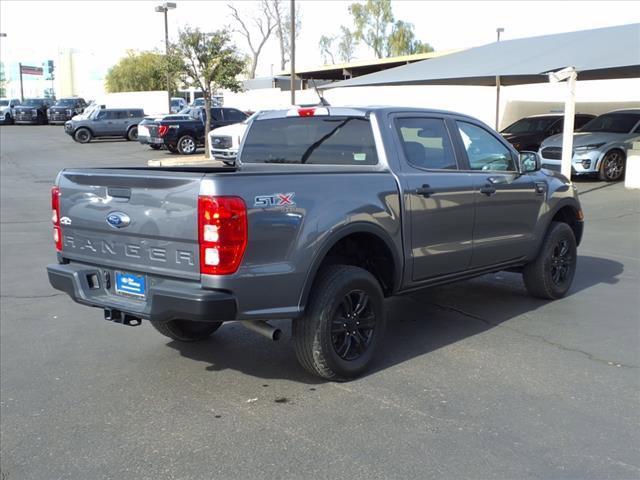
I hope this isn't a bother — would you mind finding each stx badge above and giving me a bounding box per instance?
[254,192,296,208]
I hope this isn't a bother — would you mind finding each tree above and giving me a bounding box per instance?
[105,50,178,93]
[387,20,434,57]
[271,0,301,71]
[348,0,393,58]
[319,35,336,65]
[337,26,357,62]
[169,27,245,155]
[228,1,276,79]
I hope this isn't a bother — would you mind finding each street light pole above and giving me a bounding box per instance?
[495,27,504,130]
[155,2,176,114]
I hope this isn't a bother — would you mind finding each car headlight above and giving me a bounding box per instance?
[32,109,38,115]
[574,143,605,151]
[66,109,73,115]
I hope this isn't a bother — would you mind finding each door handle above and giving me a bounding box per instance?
[414,184,436,197]
[480,184,497,196]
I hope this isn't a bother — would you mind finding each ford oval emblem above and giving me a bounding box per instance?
[106,212,131,229]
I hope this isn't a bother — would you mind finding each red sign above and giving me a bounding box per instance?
[20,65,43,76]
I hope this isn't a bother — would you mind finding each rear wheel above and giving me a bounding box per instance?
[293,265,385,381]
[167,144,178,153]
[74,128,92,143]
[150,319,222,342]
[598,150,625,182]
[523,221,577,299]
[177,135,197,155]
[126,126,138,141]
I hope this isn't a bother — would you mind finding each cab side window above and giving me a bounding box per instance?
[395,117,457,170]
[457,121,515,172]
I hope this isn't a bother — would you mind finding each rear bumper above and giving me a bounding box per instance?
[47,262,236,323]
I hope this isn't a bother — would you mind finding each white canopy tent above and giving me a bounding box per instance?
[321,23,640,178]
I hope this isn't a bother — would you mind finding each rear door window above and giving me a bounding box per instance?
[223,108,247,123]
[242,116,378,165]
[395,117,457,170]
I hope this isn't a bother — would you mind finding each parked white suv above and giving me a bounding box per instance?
[0,98,22,124]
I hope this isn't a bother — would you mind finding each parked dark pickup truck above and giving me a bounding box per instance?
[145,107,247,154]
[14,98,53,124]
[47,97,88,124]
[47,106,584,381]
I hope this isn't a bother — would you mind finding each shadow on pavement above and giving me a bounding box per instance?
[167,255,623,383]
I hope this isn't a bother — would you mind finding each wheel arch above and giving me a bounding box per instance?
[298,222,402,311]
[595,146,626,171]
[74,126,94,137]
[548,199,584,246]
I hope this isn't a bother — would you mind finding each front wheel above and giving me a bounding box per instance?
[523,221,577,299]
[599,150,625,182]
[177,135,197,155]
[3,113,11,124]
[150,319,222,342]
[126,126,138,141]
[293,265,385,381]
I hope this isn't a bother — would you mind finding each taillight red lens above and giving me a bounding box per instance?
[51,186,62,251]
[158,125,169,137]
[297,107,316,117]
[198,196,247,275]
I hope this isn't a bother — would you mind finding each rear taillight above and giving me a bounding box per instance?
[51,186,62,251]
[198,196,247,275]
[158,125,169,137]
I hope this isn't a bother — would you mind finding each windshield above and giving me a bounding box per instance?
[23,99,44,106]
[55,99,77,106]
[171,99,182,107]
[242,116,378,165]
[580,113,640,133]
[502,117,558,134]
[192,98,205,106]
[0,100,8,106]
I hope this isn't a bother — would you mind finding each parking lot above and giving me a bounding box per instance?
[1,125,639,479]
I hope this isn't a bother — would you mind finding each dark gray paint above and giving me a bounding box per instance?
[53,107,582,321]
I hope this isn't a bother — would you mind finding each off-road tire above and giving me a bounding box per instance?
[523,221,577,299]
[293,265,385,381]
[150,319,222,342]
[74,128,92,143]
[126,126,138,141]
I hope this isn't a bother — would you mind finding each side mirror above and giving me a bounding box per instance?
[520,151,541,173]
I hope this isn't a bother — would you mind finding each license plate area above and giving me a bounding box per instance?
[149,137,164,144]
[114,271,146,299]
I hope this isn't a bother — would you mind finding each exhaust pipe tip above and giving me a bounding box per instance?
[242,320,282,341]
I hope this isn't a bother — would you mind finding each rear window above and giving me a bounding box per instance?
[241,116,378,165]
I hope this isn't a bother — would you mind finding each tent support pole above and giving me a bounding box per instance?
[560,69,577,180]
[495,75,501,130]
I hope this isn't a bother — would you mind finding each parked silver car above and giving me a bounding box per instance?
[539,109,640,181]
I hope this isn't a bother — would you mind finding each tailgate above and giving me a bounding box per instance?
[58,169,204,280]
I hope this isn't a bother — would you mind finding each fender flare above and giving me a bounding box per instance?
[298,221,403,310]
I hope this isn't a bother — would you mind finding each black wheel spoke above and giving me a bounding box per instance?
[331,289,376,361]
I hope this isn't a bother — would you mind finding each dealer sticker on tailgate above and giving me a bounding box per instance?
[115,271,146,298]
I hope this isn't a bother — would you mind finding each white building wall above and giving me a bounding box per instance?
[222,78,640,130]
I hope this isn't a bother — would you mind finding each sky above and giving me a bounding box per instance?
[1,0,639,79]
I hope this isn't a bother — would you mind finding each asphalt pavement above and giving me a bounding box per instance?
[1,125,639,480]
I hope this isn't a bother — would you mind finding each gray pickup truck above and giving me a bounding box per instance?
[47,106,584,381]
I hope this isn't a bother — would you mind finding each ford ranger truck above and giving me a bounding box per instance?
[47,106,584,381]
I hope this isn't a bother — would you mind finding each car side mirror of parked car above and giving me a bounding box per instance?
[520,151,541,173]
